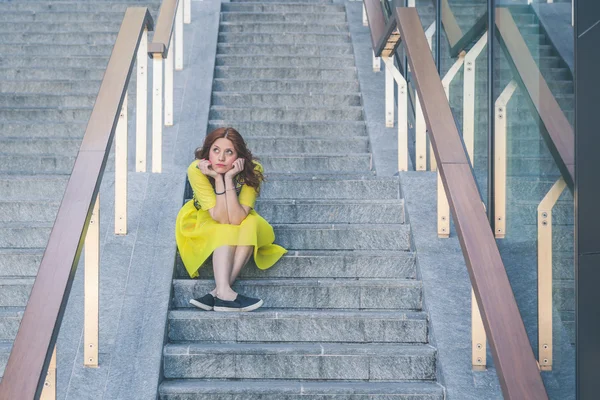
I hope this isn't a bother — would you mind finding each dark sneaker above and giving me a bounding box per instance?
[189,293,215,311]
[214,294,263,312]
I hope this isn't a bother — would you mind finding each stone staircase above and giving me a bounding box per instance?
[0,0,161,380]
[159,1,444,399]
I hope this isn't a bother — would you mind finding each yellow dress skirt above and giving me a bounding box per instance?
[176,161,287,278]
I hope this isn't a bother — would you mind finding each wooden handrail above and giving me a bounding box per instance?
[0,8,154,400]
[394,7,548,399]
[148,0,180,57]
[495,8,575,189]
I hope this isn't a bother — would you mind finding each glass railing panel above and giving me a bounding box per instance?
[493,5,575,399]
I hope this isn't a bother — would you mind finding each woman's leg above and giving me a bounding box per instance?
[212,245,237,300]
[230,245,254,285]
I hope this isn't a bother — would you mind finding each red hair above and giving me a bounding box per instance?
[194,127,263,193]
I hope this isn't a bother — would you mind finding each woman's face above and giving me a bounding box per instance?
[208,137,238,174]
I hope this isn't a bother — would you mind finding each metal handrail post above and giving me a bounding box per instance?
[494,80,518,239]
[538,177,567,371]
[383,56,409,172]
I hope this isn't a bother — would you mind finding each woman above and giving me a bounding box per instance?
[175,127,286,312]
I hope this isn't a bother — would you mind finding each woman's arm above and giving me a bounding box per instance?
[224,159,251,225]
[196,159,230,224]
[208,174,230,224]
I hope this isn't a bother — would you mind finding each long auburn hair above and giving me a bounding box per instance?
[194,127,263,193]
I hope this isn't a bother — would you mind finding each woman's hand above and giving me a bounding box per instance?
[197,159,219,178]
[225,158,245,178]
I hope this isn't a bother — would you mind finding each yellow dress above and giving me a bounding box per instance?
[176,160,287,278]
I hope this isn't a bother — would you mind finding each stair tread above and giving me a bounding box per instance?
[174,278,418,287]
[159,379,444,395]
[169,308,427,320]
[164,341,435,355]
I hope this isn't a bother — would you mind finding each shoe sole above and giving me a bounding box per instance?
[189,299,213,311]
[214,299,264,312]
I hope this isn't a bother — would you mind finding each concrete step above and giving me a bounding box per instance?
[0,200,60,223]
[212,92,361,107]
[0,107,91,122]
[0,221,53,248]
[255,153,371,173]
[0,122,87,138]
[0,138,81,154]
[0,248,43,277]
[220,11,347,23]
[0,44,113,56]
[214,66,356,80]
[0,32,118,45]
[168,309,428,343]
[230,0,334,2]
[0,153,76,175]
[212,78,359,93]
[0,278,34,307]
[0,307,24,341]
[0,340,12,378]
[0,67,107,81]
[219,21,348,33]
[215,54,355,68]
[208,120,365,136]
[159,380,444,400]
[244,136,369,153]
[0,80,101,94]
[0,21,123,32]
[0,11,135,23]
[504,224,573,253]
[184,250,416,280]
[217,42,353,56]
[163,342,435,381]
[221,3,345,12]
[0,2,160,12]
[553,280,574,312]
[250,174,399,200]
[209,106,363,122]
[218,32,351,44]
[173,277,421,310]
[0,94,96,109]
[0,55,108,69]
[0,175,68,201]
[254,199,402,224]
[272,223,410,251]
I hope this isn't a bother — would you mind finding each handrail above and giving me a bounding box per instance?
[495,8,575,190]
[435,0,488,58]
[393,7,548,399]
[364,0,401,57]
[437,3,575,191]
[148,0,180,57]
[0,8,154,400]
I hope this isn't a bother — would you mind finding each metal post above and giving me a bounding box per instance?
[383,57,408,172]
[463,32,487,163]
[40,347,56,400]
[472,289,487,369]
[494,80,517,239]
[415,92,427,171]
[438,53,465,238]
[363,3,368,26]
[136,28,148,172]
[385,61,394,127]
[425,22,437,172]
[84,195,99,367]
[436,0,442,73]
[487,0,496,227]
[165,36,174,127]
[538,177,567,371]
[152,55,163,173]
[373,51,380,72]
[175,0,184,71]
[184,0,191,24]
[115,92,128,235]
